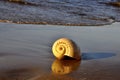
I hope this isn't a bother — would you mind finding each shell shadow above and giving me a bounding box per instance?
[82,52,116,60]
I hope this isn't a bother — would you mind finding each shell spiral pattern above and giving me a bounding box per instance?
[52,38,81,60]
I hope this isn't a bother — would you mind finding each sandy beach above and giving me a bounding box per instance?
[0,22,120,80]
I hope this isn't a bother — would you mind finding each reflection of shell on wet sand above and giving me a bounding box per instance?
[52,38,81,60]
[51,59,80,75]
[28,60,80,80]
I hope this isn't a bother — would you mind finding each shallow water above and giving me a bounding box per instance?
[0,0,120,26]
[0,22,120,80]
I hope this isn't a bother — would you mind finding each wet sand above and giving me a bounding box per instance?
[0,22,120,80]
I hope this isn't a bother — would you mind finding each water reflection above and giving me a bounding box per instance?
[51,59,80,75]
[0,52,116,80]
[82,53,116,60]
[0,60,80,80]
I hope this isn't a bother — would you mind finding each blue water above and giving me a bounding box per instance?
[0,0,120,25]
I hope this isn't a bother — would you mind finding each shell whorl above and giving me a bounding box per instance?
[52,38,81,60]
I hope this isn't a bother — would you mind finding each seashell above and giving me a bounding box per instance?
[52,38,81,60]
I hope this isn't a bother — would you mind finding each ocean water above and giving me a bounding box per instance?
[0,0,120,26]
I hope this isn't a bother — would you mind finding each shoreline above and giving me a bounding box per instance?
[0,20,119,27]
[0,19,116,26]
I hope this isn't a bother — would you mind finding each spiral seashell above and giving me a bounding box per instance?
[52,38,81,60]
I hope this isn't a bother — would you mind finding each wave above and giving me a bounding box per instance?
[0,0,120,26]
